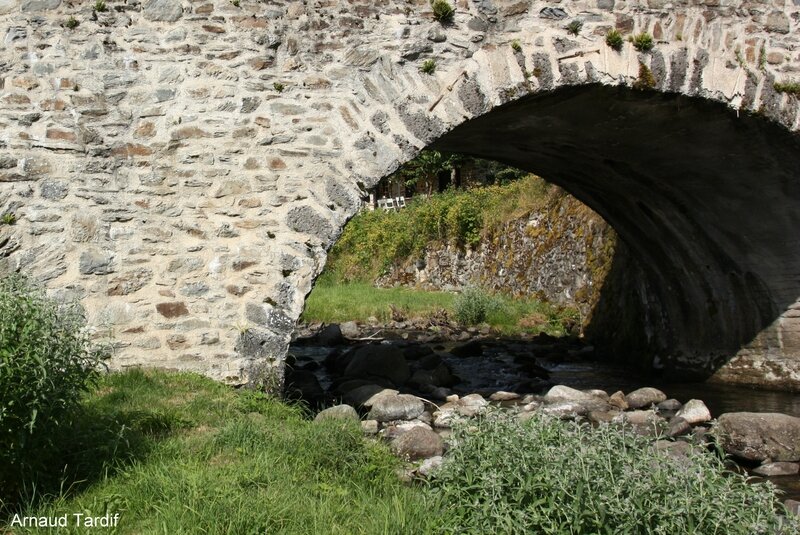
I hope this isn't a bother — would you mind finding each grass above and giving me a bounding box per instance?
[606,29,624,51]
[302,281,578,336]
[631,32,654,52]
[4,369,430,534]
[774,81,800,96]
[420,59,436,75]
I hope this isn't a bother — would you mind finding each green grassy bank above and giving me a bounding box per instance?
[301,281,579,336]
[4,370,795,534]
[2,370,429,534]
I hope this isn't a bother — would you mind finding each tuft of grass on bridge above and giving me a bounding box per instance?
[4,369,431,534]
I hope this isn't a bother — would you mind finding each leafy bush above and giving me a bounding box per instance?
[774,81,800,96]
[632,32,654,52]
[428,410,797,534]
[0,275,108,496]
[606,29,624,51]
[453,287,497,326]
[431,0,454,23]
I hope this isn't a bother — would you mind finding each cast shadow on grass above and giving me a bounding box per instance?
[0,399,186,521]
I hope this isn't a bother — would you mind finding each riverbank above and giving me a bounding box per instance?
[301,282,579,337]
[5,368,798,533]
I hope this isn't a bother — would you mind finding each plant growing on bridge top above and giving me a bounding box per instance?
[65,16,79,29]
[1,213,15,225]
[633,61,656,91]
[420,59,437,75]
[774,80,800,96]
[566,19,583,36]
[273,81,284,92]
[605,28,624,51]
[93,0,107,12]
[430,0,454,24]
[510,39,521,53]
[631,31,654,52]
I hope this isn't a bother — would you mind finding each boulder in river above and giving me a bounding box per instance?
[315,324,344,346]
[368,393,425,422]
[751,462,799,477]
[340,321,360,339]
[544,385,598,402]
[315,404,359,423]
[343,344,411,385]
[714,412,800,462]
[675,399,711,425]
[390,427,444,460]
[625,387,667,409]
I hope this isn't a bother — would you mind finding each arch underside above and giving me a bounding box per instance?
[431,84,800,389]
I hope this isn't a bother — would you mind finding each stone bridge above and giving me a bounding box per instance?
[1,0,799,390]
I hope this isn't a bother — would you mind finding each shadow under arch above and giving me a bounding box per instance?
[428,84,800,390]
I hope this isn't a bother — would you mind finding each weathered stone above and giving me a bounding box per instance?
[714,412,800,462]
[391,427,443,460]
[21,0,59,11]
[143,0,183,22]
[156,302,189,318]
[78,250,113,275]
[368,393,424,422]
[544,385,597,402]
[675,399,711,425]
[314,404,359,423]
[751,461,799,477]
[625,387,667,409]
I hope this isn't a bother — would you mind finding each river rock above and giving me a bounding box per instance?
[541,399,610,419]
[676,399,711,425]
[343,344,410,385]
[315,404,359,423]
[489,391,521,401]
[715,412,800,462]
[418,455,443,477]
[390,427,444,460]
[340,321,360,339]
[751,462,799,477]
[667,416,692,437]
[361,419,379,435]
[368,393,424,422]
[625,387,667,409]
[544,385,597,402]
[609,391,629,410]
[658,399,683,411]
[450,340,482,357]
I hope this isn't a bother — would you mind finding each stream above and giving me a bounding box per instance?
[288,334,800,502]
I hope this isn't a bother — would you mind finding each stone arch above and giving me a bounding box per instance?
[0,1,798,389]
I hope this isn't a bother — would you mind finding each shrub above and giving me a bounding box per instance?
[605,29,624,51]
[633,61,656,90]
[1,213,15,225]
[273,82,284,92]
[65,16,79,29]
[0,275,108,497]
[632,31,654,52]
[567,19,583,36]
[453,287,496,326]
[428,410,797,534]
[431,0,454,24]
[93,0,106,12]
[420,59,436,75]
[511,39,521,52]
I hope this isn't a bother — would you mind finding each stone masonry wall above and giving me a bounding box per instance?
[0,0,799,388]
